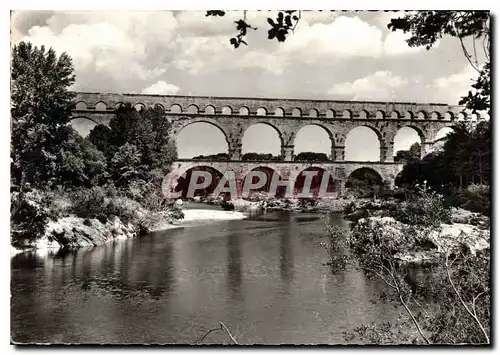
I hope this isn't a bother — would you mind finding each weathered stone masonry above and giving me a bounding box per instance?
[73,92,466,196]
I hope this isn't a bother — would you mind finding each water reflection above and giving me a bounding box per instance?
[226,232,242,300]
[11,211,402,344]
[279,213,294,291]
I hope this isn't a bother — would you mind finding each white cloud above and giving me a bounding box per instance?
[142,81,180,95]
[427,65,478,104]
[280,16,384,62]
[328,71,408,101]
[384,31,426,56]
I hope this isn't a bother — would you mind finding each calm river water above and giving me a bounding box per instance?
[11,210,400,345]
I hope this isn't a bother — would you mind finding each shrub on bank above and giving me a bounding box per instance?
[391,183,452,228]
[452,184,490,216]
[11,190,52,248]
[70,186,141,224]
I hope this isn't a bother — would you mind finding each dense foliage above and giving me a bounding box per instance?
[11,42,181,247]
[394,143,421,163]
[396,121,491,215]
[294,152,329,162]
[88,103,178,189]
[11,42,77,188]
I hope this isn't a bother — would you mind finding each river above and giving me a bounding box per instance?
[11,210,400,345]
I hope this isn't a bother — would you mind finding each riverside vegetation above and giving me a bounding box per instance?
[10,42,183,251]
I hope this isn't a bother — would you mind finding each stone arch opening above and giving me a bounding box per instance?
[309,109,318,118]
[170,104,182,113]
[376,110,385,119]
[431,111,441,120]
[242,123,282,160]
[417,111,427,120]
[326,109,335,118]
[75,101,87,110]
[176,121,229,159]
[390,111,400,119]
[358,110,368,119]
[346,167,384,198]
[154,103,165,114]
[394,126,423,162]
[70,117,98,137]
[204,105,215,114]
[173,166,224,199]
[342,109,352,119]
[293,125,332,161]
[432,127,455,153]
[239,106,250,115]
[95,101,107,111]
[345,126,381,161]
[294,167,337,198]
[292,108,302,117]
[404,111,414,120]
[275,107,285,116]
[114,102,124,110]
[187,104,199,114]
[244,166,284,198]
[221,106,232,115]
[134,103,145,111]
[256,107,267,116]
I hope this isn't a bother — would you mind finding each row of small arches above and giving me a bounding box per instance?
[74,101,474,121]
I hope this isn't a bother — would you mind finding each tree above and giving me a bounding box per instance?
[394,142,421,162]
[11,41,76,189]
[88,103,178,187]
[294,152,329,162]
[387,11,490,114]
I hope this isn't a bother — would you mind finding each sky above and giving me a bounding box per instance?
[10,10,485,160]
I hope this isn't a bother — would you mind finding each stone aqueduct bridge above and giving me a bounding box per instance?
[73,92,464,195]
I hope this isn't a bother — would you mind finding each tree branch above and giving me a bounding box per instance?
[445,254,489,343]
[219,322,239,344]
[194,322,239,345]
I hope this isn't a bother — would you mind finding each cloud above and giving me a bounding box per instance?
[280,16,384,63]
[142,80,180,95]
[13,11,178,91]
[384,31,426,56]
[328,71,408,101]
[426,65,478,104]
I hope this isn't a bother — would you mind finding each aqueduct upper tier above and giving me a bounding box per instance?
[73,91,464,162]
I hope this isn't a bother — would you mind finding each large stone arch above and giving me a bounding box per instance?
[162,163,225,199]
[241,121,284,156]
[243,165,284,197]
[344,124,383,162]
[294,166,338,198]
[293,123,334,160]
[345,166,385,197]
[172,118,231,158]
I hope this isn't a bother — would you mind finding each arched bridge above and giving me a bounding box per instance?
[73,91,465,197]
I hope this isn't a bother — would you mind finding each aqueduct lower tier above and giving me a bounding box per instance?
[164,160,405,198]
[73,91,462,162]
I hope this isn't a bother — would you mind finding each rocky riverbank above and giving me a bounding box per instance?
[192,194,353,213]
[10,207,247,256]
[345,198,490,266]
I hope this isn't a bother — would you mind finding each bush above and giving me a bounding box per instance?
[391,183,452,228]
[452,184,490,216]
[10,190,52,248]
[70,186,139,224]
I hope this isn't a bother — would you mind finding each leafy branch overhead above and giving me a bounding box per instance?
[206,10,302,47]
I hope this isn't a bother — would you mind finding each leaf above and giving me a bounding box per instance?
[267,18,276,27]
